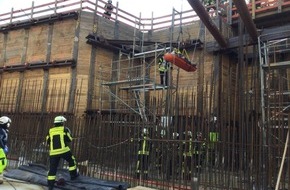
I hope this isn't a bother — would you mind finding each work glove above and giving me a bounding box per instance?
[4,145,8,154]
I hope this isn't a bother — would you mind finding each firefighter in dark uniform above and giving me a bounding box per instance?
[136,128,150,179]
[193,132,206,171]
[0,116,11,184]
[46,116,79,190]
[208,116,219,166]
[182,131,193,180]
[155,129,165,175]
[170,132,181,180]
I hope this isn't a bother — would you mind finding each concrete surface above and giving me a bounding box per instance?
[1,177,47,190]
[128,186,158,190]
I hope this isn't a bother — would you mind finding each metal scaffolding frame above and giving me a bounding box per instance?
[259,31,290,189]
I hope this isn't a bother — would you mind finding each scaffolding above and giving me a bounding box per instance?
[97,9,187,124]
[259,31,290,188]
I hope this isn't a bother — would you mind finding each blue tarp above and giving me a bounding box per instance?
[4,163,130,190]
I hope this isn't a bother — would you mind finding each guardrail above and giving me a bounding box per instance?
[0,0,289,32]
[0,0,200,32]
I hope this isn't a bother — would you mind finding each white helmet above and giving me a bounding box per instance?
[172,132,179,139]
[188,131,192,137]
[142,128,149,135]
[0,116,11,129]
[54,116,67,124]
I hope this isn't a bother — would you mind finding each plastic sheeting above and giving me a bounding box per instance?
[4,163,130,190]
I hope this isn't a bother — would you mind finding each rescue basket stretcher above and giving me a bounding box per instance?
[164,53,197,72]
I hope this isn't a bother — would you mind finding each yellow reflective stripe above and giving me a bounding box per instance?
[49,147,70,155]
[69,165,77,171]
[66,131,73,141]
[183,152,193,156]
[138,151,149,155]
[138,139,149,155]
[47,175,56,180]
[0,148,7,173]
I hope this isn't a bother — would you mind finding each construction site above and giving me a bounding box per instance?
[0,0,290,189]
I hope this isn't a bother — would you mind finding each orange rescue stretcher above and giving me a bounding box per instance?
[164,52,197,72]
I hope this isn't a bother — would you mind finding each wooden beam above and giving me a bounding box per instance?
[187,0,227,48]
[232,0,258,41]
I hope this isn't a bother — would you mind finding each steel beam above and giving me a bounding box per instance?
[187,0,227,48]
[232,0,258,41]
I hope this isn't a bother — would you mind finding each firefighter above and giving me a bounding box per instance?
[155,129,165,174]
[46,116,79,190]
[208,115,219,166]
[0,116,11,184]
[170,132,181,180]
[158,55,169,86]
[193,132,206,171]
[182,131,193,180]
[136,128,151,179]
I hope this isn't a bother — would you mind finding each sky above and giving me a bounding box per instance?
[0,0,192,18]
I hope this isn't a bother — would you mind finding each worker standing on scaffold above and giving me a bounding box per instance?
[158,55,169,86]
[103,0,114,19]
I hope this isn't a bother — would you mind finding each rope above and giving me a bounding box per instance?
[190,22,201,63]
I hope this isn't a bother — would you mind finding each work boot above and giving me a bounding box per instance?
[71,172,79,180]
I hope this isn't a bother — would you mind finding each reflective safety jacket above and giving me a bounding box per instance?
[208,131,219,149]
[138,136,150,156]
[46,126,72,156]
[158,57,168,72]
[183,138,193,157]
[0,148,7,174]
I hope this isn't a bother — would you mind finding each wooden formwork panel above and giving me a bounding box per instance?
[74,75,89,115]
[80,12,95,32]
[76,35,92,75]
[288,54,290,93]
[50,20,76,61]
[117,23,136,41]
[96,17,117,38]
[0,33,4,66]
[80,11,135,41]
[4,30,26,65]
[26,25,49,63]
[94,49,114,111]
[0,73,21,112]
[21,72,45,112]
[97,50,114,77]
[46,67,71,113]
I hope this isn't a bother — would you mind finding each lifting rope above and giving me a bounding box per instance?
[190,22,201,64]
